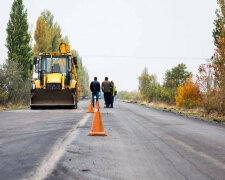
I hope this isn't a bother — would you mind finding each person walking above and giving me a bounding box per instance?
[110,81,117,108]
[90,77,100,107]
[101,77,111,108]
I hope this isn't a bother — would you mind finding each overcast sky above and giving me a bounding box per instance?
[0,0,218,91]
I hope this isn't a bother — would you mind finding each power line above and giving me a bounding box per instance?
[81,54,208,60]
[0,50,209,60]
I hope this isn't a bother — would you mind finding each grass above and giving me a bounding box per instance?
[0,103,28,111]
[119,99,225,124]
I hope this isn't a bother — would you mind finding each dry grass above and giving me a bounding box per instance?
[0,103,28,111]
[119,99,225,124]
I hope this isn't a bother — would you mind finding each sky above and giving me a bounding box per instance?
[0,0,218,91]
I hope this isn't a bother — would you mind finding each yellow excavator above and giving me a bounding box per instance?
[30,43,80,109]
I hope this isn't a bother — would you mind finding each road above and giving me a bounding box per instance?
[0,100,225,180]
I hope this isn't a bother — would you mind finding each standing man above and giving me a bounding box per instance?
[101,77,111,108]
[90,77,100,107]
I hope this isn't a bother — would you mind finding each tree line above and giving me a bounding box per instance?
[119,0,225,115]
[0,0,89,105]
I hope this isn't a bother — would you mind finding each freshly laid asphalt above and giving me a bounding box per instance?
[0,100,225,180]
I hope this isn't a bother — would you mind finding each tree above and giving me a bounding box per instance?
[197,61,218,114]
[0,61,30,104]
[33,18,48,56]
[33,10,62,55]
[163,63,192,103]
[40,10,62,52]
[71,50,90,96]
[164,63,192,88]
[6,0,32,80]
[117,91,140,100]
[175,78,202,109]
[40,10,54,29]
[138,67,161,102]
[48,22,62,52]
[0,67,9,105]
[62,35,70,44]
[212,0,225,114]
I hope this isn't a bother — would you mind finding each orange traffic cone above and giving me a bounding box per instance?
[88,107,107,136]
[96,101,100,109]
[87,100,94,113]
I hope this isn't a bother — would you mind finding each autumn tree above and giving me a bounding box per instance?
[33,18,48,56]
[163,63,192,104]
[6,0,32,80]
[33,10,62,55]
[175,78,202,109]
[40,10,54,29]
[212,0,225,114]
[197,61,218,113]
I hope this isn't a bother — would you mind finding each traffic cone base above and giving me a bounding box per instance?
[88,132,107,136]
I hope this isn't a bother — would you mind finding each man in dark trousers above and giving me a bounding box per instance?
[101,77,111,108]
[90,77,100,107]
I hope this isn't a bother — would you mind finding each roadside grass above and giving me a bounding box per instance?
[119,99,225,124]
[0,103,28,111]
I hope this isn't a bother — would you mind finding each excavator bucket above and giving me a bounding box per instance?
[30,89,77,109]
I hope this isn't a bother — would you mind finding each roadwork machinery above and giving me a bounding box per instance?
[30,43,80,109]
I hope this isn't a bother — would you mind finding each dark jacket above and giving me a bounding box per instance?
[101,80,111,93]
[90,80,100,92]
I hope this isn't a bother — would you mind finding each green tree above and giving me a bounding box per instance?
[6,0,32,80]
[0,62,30,104]
[163,63,192,103]
[138,67,161,102]
[117,91,140,100]
[164,63,192,88]
[212,0,225,114]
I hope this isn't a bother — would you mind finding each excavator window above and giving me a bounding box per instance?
[52,56,67,74]
[52,64,61,73]
[41,56,51,74]
[41,55,69,75]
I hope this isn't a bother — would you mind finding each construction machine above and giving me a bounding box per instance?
[30,43,80,109]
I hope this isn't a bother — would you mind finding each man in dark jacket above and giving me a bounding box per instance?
[101,77,111,108]
[90,77,100,107]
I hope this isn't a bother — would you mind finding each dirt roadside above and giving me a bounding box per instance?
[119,99,225,125]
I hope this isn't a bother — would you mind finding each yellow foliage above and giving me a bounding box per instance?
[33,18,48,55]
[175,79,202,109]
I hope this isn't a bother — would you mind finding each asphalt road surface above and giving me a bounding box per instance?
[0,100,225,180]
